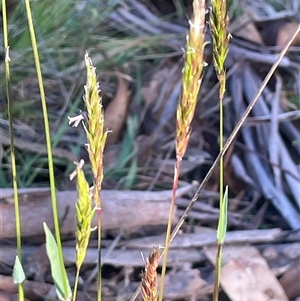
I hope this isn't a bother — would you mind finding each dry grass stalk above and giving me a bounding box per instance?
[142,248,160,301]
[176,0,206,159]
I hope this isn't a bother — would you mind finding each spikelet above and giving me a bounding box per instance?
[74,160,95,269]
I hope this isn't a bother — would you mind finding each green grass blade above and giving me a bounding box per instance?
[217,186,228,243]
[43,222,72,301]
[213,186,228,301]
[13,256,26,284]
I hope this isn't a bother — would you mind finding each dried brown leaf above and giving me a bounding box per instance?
[104,74,131,146]
[205,245,289,301]
[277,21,300,47]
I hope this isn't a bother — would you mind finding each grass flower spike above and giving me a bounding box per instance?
[84,53,108,208]
[142,248,160,301]
[210,0,230,98]
[176,0,206,159]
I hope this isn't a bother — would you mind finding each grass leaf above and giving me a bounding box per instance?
[13,255,25,284]
[217,185,228,244]
[43,222,72,301]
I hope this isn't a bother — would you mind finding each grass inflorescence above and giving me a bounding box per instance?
[141,248,160,301]
[159,1,207,300]
[77,53,109,301]
[210,0,230,98]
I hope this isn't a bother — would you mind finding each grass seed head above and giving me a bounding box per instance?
[83,53,108,206]
[141,248,160,301]
[210,0,230,96]
[176,0,206,159]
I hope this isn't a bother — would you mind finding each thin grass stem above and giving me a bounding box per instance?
[158,160,180,300]
[2,0,24,300]
[97,218,102,301]
[73,270,80,301]
[24,0,69,298]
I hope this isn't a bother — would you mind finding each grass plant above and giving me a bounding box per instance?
[66,53,109,301]
[209,0,230,299]
[158,1,206,300]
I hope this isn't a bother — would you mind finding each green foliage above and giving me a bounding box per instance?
[116,115,139,189]
[44,223,72,301]
[6,0,117,49]
[9,0,73,49]
[0,0,185,188]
